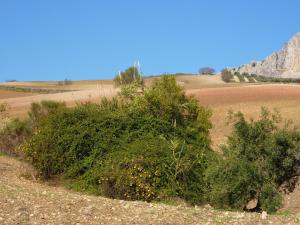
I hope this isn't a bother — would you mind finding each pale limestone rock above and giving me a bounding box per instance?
[261,211,268,220]
[233,32,300,78]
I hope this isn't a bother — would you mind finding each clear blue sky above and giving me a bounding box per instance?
[1,0,300,82]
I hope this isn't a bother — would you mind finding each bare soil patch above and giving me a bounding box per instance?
[0,90,38,100]
[0,155,298,225]
[187,84,300,106]
[187,84,300,148]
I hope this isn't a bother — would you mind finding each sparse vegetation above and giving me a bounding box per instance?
[252,74,300,83]
[0,85,72,94]
[0,101,66,157]
[58,79,73,86]
[198,67,215,75]
[0,103,9,132]
[221,69,233,82]
[221,71,300,84]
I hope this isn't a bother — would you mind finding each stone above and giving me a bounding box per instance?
[232,32,300,78]
[246,198,258,210]
[261,211,268,220]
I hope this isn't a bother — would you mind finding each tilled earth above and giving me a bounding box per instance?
[0,156,299,225]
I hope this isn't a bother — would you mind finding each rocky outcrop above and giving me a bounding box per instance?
[232,32,300,78]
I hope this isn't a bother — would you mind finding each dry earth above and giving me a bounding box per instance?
[0,90,38,100]
[0,155,299,225]
[187,84,300,147]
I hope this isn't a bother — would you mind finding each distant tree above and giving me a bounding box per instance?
[221,69,233,82]
[198,67,215,75]
[63,79,73,85]
[114,66,143,86]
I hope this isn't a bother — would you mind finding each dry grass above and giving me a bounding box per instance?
[0,87,118,118]
[1,80,114,91]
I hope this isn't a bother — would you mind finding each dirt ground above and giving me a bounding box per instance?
[0,155,299,225]
[0,90,38,100]
[187,84,300,147]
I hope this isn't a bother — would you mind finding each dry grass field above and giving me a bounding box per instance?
[1,80,114,91]
[0,88,117,118]
[0,90,38,99]
[1,77,300,149]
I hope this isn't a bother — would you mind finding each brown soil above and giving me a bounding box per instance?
[187,84,300,148]
[0,155,299,225]
[187,84,300,106]
[0,90,38,100]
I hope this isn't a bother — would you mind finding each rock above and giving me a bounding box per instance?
[261,211,268,220]
[204,204,212,209]
[246,198,258,210]
[232,32,300,78]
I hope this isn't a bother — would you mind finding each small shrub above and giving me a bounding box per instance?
[28,100,66,126]
[198,67,215,75]
[114,66,143,86]
[0,119,31,156]
[221,69,233,82]
[0,101,65,157]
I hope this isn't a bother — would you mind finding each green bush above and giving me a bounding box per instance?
[28,100,66,126]
[23,76,214,205]
[205,158,261,210]
[95,137,214,203]
[114,66,143,86]
[259,182,282,213]
[205,108,300,213]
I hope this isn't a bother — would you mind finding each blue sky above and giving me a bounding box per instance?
[0,0,300,82]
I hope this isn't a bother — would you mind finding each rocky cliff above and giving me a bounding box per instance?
[232,32,300,78]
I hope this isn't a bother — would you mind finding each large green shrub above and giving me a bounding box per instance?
[205,108,300,213]
[23,76,214,205]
